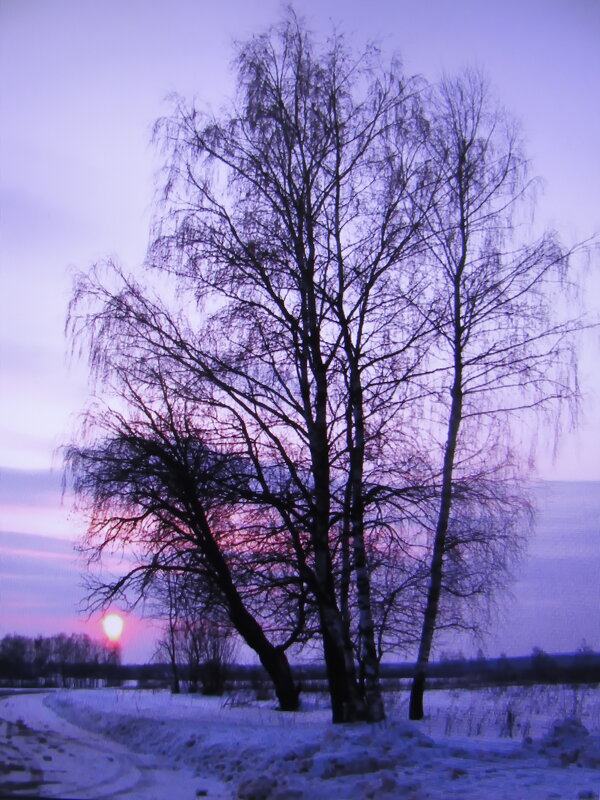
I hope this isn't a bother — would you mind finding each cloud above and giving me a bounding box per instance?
[0,530,82,622]
[0,467,63,506]
[0,468,80,537]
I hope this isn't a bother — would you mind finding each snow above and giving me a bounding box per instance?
[1,685,599,799]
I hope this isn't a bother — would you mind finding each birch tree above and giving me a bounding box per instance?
[408,72,581,719]
[146,14,439,722]
[68,13,436,723]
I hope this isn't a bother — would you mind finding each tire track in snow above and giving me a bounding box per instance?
[0,692,229,799]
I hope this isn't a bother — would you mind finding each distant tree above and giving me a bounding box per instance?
[184,617,237,695]
[0,633,118,685]
[152,571,237,695]
[52,633,79,684]
[153,573,185,694]
[577,640,594,656]
[530,646,558,681]
[0,635,32,682]
[33,635,53,678]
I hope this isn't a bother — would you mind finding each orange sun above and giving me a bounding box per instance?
[101,613,125,642]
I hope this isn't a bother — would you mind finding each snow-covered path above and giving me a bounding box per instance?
[0,691,227,799]
[1,687,599,799]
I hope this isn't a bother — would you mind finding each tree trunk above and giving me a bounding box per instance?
[348,378,385,722]
[223,583,301,711]
[409,268,464,720]
[349,455,385,722]
[312,516,368,722]
[337,287,386,722]
[409,393,461,719]
[408,669,425,719]
[353,527,385,722]
[319,602,367,723]
[310,448,368,723]
[170,656,181,694]
[305,333,369,722]
[187,495,301,710]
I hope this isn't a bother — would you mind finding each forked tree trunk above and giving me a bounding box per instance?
[312,511,368,722]
[319,602,367,723]
[304,304,371,723]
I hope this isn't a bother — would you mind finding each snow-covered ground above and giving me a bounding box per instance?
[1,685,599,799]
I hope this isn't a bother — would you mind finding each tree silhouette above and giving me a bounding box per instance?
[67,14,587,724]
[408,72,581,719]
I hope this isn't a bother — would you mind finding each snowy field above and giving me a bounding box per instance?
[1,685,599,799]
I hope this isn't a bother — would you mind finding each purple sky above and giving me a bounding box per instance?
[0,0,599,661]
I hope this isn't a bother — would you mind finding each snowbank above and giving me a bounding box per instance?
[42,686,600,799]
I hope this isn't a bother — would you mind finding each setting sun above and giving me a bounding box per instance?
[101,613,124,642]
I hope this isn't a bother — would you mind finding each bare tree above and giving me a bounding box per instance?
[67,11,437,723]
[65,382,302,710]
[152,570,237,695]
[0,634,119,686]
[143,12,439,723]
[65,15,585,725]
[153,572,185,693]
[185,617,237,696]
[407,71,581,719]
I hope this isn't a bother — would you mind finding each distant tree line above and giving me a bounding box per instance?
[0,633,120,686]
[226,649,600,693]
[384,649,600,689]
[3,630,596,692]
[66,12,588,723]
